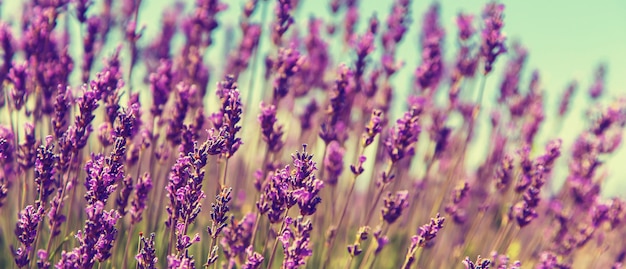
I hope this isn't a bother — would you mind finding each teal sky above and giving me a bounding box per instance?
[2,0,625,197]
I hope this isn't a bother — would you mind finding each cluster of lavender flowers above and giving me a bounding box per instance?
[0,0,624,268]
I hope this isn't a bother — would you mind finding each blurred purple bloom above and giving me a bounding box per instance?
[381,190,409,224]
[213,75,243,158]
[131,173,153,225]
[324,141,344,186]
[589,64,606,99]
[272,44,306,101]
[272,0,294,45]
[480,2,507,74]
[242,246,264,269]
[385,99,423,163]
[259,102,284,152]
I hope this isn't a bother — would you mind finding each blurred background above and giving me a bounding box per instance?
[2,0,625,197]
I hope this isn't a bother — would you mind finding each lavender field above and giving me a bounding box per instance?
[0,0,624,268]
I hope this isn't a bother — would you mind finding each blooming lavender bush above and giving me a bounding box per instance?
[0,0,624,269]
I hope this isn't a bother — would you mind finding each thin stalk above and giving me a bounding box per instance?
[245,0,270,113]
[121,223,135,269]
[362,160,394,227]
[359,224,389,269]
[265,211,289,269]
[322,146,366,268]
[249,211,262,251]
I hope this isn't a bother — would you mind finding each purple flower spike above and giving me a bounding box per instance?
[559,81,578,117]
[52,85,72,138]
[463,256,491,269]
[131,173,153,225]
[242,246,264,269]
[272,44,306,101]
[457,13,475,41]
[8,62,28,111]
[324,141,344,186]
[167,82,197,145]
[47,190,65,238]
[291,145,324,216]
[415,3,444,92]
[385,100,423,163]
[382,0,412,52]
[221,213,256,262]
[280,216,313,269]
[347,226,370,257]
[272,0,294,45]
[208,187,232,239]
[589,64,606,99]
[416,213,445,247]
[259,102,284,152]
[381,190,409,224]
[149,59,173,117]
[480,2,507,74]
[12,204,44,268]
[350,155,367,176]
[362,109,383,148]
[34,137,58,203]
[136,233,157,269]
[213,75,243,158]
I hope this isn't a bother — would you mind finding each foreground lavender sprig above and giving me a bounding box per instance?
[205,187,232,267]
[402,214,445,268]
[136,233,157,269]
[279,216,313,269]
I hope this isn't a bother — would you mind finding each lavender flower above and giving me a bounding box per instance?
[259,102,284,152]
[291,145,324,216]
[116,175,133,217]
[272,44,306,101]
[34,137,57,203]
[385,99,423,163]
[136,233,157,269]
[12,204,44,267]
[242,246,264,269]
[279,216,313,269]
[8,62,28,110]
[220,213,256,263]
[149,59,173,117]
[347,226,370,257]
[272,0,294,45]
[213,75,243,158]
[559,81,578,117]
[208,187,232,238]
[47,190,65,239]
[381,190,409,224]
[324,141,344,186]
[362,109,383,147]
[52,85,72,138]
[463,256,491,269]
[167,82,196,145]
[416,213,445,247]
[130,173,153,225]
[480,2,507,74]
[415,3,444,92]
[17,122,38,172]
[589,64,606,99]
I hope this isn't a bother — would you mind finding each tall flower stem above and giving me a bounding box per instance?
[246,0,270,114]
[322,146,366,268]
[357,224,389,269]
[121,223,135,269]
[362,161,395,227]
[265,211,289,269]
